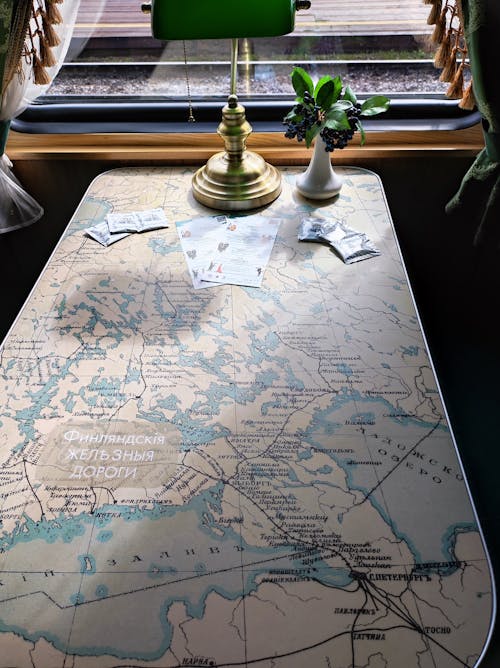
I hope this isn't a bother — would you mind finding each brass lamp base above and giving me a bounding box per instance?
[192,150,282,211]
[192,94,282,211]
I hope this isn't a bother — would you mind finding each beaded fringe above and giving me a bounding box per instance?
[424,0,475,110]
[2,0,65,91]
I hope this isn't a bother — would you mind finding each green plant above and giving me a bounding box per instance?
[283,66,390,151]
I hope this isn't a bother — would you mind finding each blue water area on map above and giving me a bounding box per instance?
[138,405,229,448]
[312,464,333,475]
[299,389,474,566]
[147,237,179,256]
[0,513,90,551]
[96,530,113,543]
[297,448,313,461]
[14,374,62,446]
[401,345,420,356]
[78,554,96,574]
[147,563,179,579]
[336,363,353,376]
[440,523,478,565]
[95,584,109,598]
[125,367,141,383]
[0,484,354,660]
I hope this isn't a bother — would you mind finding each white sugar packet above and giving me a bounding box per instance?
[298,216,380,264]
[320,221,380,264]
[134,208,169,232]
[106,208,169,234]
[85,221,130,247]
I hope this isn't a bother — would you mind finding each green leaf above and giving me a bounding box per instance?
[332,76,343,104]
[305,124,321,148]
[358,121,366,146]
[314,76,335,111]
[291,66,314,99]
[325,108,350,130]
[360,95,390,116]
[314,75,342,110]
[333,100,354,111]
[283,109,301,122]
[343,85,357,104]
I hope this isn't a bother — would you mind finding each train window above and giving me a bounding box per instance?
[13,0,479,133]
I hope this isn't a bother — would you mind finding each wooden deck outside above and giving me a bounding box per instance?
[73,0,433,39]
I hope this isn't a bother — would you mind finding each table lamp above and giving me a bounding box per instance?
[142,0,311,211]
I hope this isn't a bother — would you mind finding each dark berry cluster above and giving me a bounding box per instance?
[283,91,322,143]
[319,103,362,151]
[284,94,363,152]
[284,67,389,152]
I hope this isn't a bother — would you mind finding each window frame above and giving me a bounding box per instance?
[12,96,480,135]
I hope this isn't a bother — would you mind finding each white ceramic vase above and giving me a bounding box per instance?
[295,135,343,200]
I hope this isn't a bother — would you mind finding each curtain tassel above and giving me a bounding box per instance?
[32,50,51,85]
[439,46,458,82]
[41,12,61,46]
[446,61,465,99]
[434,29,452,68]
[45,1,63,25]
[427,0,443,26]
[458,80,476,110]
[431,9,447,44]
[38,30,57,67]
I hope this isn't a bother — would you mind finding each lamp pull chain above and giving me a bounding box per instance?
[182,40,195,122]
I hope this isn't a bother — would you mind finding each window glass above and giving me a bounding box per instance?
[43,0,455,101]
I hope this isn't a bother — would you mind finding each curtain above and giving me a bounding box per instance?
[0,0,80,234]
[444,0,500,248]
[425,0,500,247]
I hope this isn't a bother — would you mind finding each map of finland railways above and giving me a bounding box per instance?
[0,167,494,667]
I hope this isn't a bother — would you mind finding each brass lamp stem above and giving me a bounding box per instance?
[218,95,251,165]
[230,38,238,97]
[191,36,281,211]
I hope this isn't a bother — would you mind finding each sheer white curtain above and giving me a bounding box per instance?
[0,0,80,233]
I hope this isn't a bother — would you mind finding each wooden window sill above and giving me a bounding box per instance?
[5,125,484,163]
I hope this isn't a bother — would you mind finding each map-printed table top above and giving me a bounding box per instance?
[0,166,495,667]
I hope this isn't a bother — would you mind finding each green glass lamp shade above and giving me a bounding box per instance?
[150,0,298,39]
